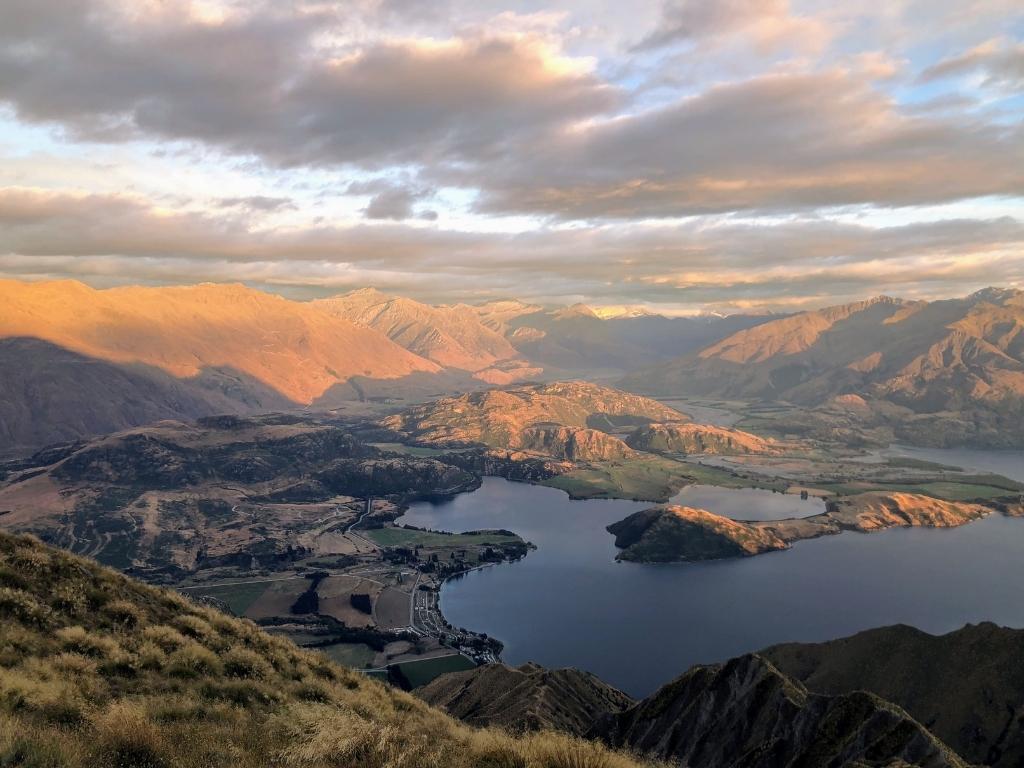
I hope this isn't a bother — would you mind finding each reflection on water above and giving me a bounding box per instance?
[669,484,825,521]
[402,475,1024,698]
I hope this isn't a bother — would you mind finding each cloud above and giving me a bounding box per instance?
[346,179,435,220]
[0,0,618,168]
[919,38,1024,92]
[1,186,1021,311]
[217,196,296,212]
[469,69,1024,218]
[635,0,831,54]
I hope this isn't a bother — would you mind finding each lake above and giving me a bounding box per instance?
[669,484,825,520]
[401,470,1024,698]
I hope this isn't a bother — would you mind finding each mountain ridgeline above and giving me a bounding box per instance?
[622,289,1024,447]
[0,279,764,455]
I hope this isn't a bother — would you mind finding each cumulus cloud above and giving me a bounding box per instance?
[0,0,617,168]
[469,69,1024,218]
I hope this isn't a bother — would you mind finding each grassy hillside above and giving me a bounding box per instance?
[0,530,654,768]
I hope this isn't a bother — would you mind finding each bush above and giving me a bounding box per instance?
[91,701,168,768]
[55,626,119,658]
[165,643,222,679]
[102,600,144,629]
[222,648,272,680]
[0,588,51,627]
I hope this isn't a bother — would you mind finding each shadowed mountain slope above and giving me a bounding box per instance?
[417,661,634,735]
[595,653,967,767]
[763,623,1024,768]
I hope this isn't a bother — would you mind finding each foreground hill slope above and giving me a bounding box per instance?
[0,279,440,405]
[0,530,650,768]
[763,623,1024,768]
[417,661,634,736]
[623,288,1024,444]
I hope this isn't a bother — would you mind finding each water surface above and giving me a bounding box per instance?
[402,475,1024,697]
[669,484,825,521]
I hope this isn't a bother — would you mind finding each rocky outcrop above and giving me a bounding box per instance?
[608,492,1004,562]
[625,423,779,455]
[595,654,968,767]
[417,662,634,735]
[607,506,789,562]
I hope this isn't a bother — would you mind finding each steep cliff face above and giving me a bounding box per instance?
[595,654,968,768]
[625,423,779,455]
[418,662,634,735]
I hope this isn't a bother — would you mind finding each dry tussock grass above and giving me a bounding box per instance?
[0,532,657,768]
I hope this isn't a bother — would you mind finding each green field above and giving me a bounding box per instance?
[544,455,785,502]
[369,442,453,457]
[179,581,269,615]
[815,479,1020,501]
[390,654,477,688]
[320,642,377,669]
[364,527,521,548]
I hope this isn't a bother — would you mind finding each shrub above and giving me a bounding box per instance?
[165,643,222,679]
[141,625,188,653]
[102,600,144,629]
[222,647,272,680]
[91,701,168,768]
[55,626,119,658]
[0,588,51,627]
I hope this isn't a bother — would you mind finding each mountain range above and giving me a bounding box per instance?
[3,278,1023,455]
[621,289,1024,445]
[0,279,763,454]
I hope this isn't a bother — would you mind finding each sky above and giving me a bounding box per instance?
[0,0,1021,314]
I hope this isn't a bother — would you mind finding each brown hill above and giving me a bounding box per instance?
[607,506,789,562]
[0,415,478,576]
[383,381,685,462]
[622,289,1024,443]
[625,423,780,455]
[313,288,529,376]
[417,661,634,735]
[763,622,1024,768]
[595,653,967,767]
[607,492,1015,562]
[0,279,440,405]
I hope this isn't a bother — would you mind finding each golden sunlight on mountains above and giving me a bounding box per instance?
[0,280,439,404]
